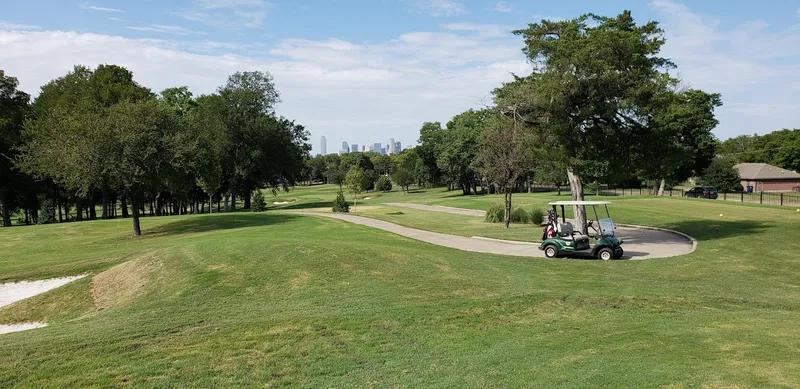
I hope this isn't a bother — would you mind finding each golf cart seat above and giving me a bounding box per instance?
[557,222,590,243]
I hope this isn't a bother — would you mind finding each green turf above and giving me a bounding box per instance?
[1,185,800,387]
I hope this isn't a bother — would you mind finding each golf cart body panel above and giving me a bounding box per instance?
[538,200,623,260]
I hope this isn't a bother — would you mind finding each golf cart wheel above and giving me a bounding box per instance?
[597,248,614,261]
[544,245,558,258]
[614,248,624,259]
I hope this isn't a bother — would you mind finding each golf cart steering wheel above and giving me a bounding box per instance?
[587,220,599,236]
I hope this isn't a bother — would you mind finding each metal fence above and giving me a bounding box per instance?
[533,186,800,207]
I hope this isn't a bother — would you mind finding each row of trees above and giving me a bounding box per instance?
[0,66,310,235]
[718,129,800,172]
[410,11,723,229]
[305,150,420,194]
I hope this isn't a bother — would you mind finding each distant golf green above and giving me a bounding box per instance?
[2,185,800,387]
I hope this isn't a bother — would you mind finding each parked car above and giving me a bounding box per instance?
[684,186,718,199]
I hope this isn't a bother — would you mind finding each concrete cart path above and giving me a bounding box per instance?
[298,209,696,259]
[298,212,542,257]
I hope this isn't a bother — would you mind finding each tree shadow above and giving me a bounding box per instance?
[386,211,405,215]
[659,220,771,241]
[144,213,301,237]
[273,201,335,211]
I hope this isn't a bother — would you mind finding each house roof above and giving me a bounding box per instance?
[734,163,800,180]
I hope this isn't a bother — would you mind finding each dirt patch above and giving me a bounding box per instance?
[435,263,452,272]
[290,271,311,290]
[207,264,233,271]
[91,252,162,310]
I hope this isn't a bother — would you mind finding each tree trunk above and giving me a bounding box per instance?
[224,192,230,212]
[75,199,83,222]
[121,196,129,218]
[131,199,142,237]
[231,188,237,212]
[101,185,110,219]
[217,197,221,213]
[209,195,214,213]
[244,192,251,209]
[567,168,587,234]
[89,196,97,220]
[58,200,64,223]
[0,191,10,227]
[657,178,666,197]
[504,189,512,229]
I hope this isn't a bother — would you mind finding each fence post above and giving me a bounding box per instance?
[760,191,763,204]
[741,192,744,203]
[639,188,642,195]
[724,192,726,201]
[781,193,784,206]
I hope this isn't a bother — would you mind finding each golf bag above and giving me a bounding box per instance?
[542,209,557,240]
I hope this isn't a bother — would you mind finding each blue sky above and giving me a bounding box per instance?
[2,0,799,155]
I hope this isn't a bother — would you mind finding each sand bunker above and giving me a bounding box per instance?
[0,275,86,335]
[0,275,86,309]
[0,322,47,334]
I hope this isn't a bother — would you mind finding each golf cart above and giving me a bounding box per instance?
[538,201,623,260]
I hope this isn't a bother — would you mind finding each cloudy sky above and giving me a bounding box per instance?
[2,0,799,154]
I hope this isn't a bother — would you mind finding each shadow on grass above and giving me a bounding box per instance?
[273,201,335,211]
[660,220,771,241]
[386,212,405,215]
[144,213,301,237]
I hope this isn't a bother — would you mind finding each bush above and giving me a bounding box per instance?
[332,190,350,212]
[38,198,57,224]
[485,204,504,223]
[485,204,531,224]
[530,208,545,225]
[251,191,266,212]
[376,176,393,192]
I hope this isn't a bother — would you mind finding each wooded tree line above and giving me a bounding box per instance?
[412,11,724,229]
[718,129,800,172]
[0,66,310,235]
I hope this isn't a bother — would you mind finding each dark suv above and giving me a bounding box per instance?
[684,186,718,199]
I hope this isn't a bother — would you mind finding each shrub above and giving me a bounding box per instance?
[530,208,545,225]
[251,191,266,212]
[485,204,531,224]
[376,176,393,192]
[510,207,531,224]
[332,190,350,213]
[39,198,57,224]
[700,157,741,192]
[485,204,504,223]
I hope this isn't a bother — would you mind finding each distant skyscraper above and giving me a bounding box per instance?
[381,147,387,156]
[373,142,382,154]
[389,138,395,154]
[361,145,367,152]
[351,144,358,153]
[320,136,327,155]
[395,141,401,153]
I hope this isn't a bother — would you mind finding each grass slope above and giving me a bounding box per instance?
[0,185,799,387]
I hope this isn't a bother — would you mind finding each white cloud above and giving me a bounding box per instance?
[408,0,466,17]
[0,21,40,30]
[0,28,527,154]
[652,0,800,138]
[79,3,125,12]
[494,1,512,13]
[126,24,206,36]
[177,0,272,29]
[441,23,514,38]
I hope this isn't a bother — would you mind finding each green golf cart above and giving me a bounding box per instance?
[538,201,624,260]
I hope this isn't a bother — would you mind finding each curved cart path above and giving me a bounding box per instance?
[299,206,695,259]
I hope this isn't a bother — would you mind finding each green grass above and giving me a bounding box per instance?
[1,185,800,387]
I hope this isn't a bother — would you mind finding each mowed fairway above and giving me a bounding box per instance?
[2,187,800,387]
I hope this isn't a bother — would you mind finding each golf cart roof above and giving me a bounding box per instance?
[548,201,612,206]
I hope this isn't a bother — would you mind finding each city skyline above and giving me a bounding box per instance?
[319,137,407,156]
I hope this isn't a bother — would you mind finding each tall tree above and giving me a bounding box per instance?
[513,12,674,231]
[439,110,486,195]
[477,111,537,228]
[0,70,32,227]
[391,150,420,194]
[345,165,367,210]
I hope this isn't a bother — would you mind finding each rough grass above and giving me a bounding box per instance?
[1,185,799,387]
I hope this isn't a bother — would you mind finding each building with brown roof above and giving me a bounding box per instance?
[735,163,800,192]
